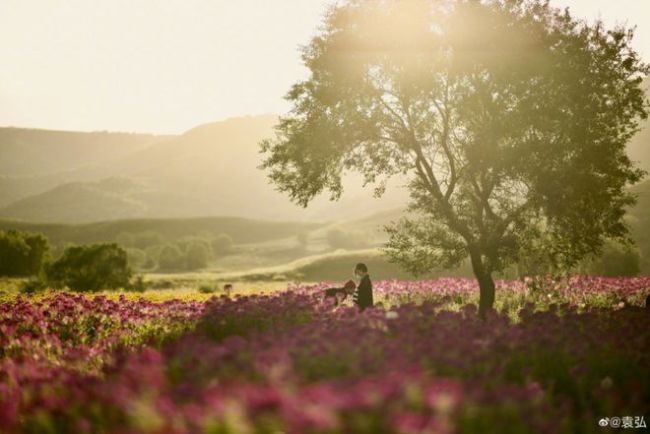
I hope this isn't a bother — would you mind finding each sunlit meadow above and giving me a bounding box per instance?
[1,277,648,434]
[2,1,650,433]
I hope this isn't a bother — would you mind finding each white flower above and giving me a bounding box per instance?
[385,311,399,320]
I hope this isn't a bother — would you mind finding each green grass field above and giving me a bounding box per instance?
[0,277,292,303]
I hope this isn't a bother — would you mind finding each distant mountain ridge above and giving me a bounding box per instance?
[0,128,173,207]
[0,127,171,176]
[0,177,148,222]
[0,115,408,223]
[1,97,648,225]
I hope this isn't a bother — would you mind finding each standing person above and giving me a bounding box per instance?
[352,263,373,311]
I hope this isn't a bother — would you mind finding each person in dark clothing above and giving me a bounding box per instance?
[352,263,373,311]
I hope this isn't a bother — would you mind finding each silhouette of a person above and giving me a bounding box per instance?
[352,263,373,311]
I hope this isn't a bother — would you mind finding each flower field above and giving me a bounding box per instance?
[1,277,649,433]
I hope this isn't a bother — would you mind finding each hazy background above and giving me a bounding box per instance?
[1,0,649,134]
[0,1,649,279]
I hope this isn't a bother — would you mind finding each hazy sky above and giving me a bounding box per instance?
[1,0,649,134]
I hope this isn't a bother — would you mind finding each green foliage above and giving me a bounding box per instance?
[133,231,164,249]
[157,241,210,271]
[585,242,641,277]
[511,230,569,278]
[115,232,136,247]
[384,218,467,275]
[46,243,132,292]
[185,241,210,270]
[20,278,48,294]
[126,275,147,292]
[116,230,165,250]
[211,233,233,256]
[125,248,147,270]
[157,244,184,271]
[628,179,650,273]
[198,284,216,294]
[261,0,650,312]
[515,238,641,278]
[0,230,50,277]
[0,217,319,246]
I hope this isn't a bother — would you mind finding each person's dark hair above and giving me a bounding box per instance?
[355,263,368,273]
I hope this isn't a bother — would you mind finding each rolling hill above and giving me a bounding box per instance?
[0,215,322,246]
[1,85,648,225]
[0,177,149,223]
[0,115,408,223]
[0,127,167,176]
[0,128,171,207]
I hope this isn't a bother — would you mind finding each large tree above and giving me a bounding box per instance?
[260,0,649,316]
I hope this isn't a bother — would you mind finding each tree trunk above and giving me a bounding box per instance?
[469,248,496,319]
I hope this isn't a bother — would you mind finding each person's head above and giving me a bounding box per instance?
[354,263,368,279]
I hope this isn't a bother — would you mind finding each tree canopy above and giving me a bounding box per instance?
[0,230,50,277]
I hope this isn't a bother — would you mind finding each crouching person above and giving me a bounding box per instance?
[323,279,356,307]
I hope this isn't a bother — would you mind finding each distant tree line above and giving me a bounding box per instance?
[0,229,642,294]
[117,231,234,271]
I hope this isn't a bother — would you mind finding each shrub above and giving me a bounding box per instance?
[198,284,216,294]
[20,278,47,294]
[46,243,132,292]
[127,275,147,292]
[0,230,51,277]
